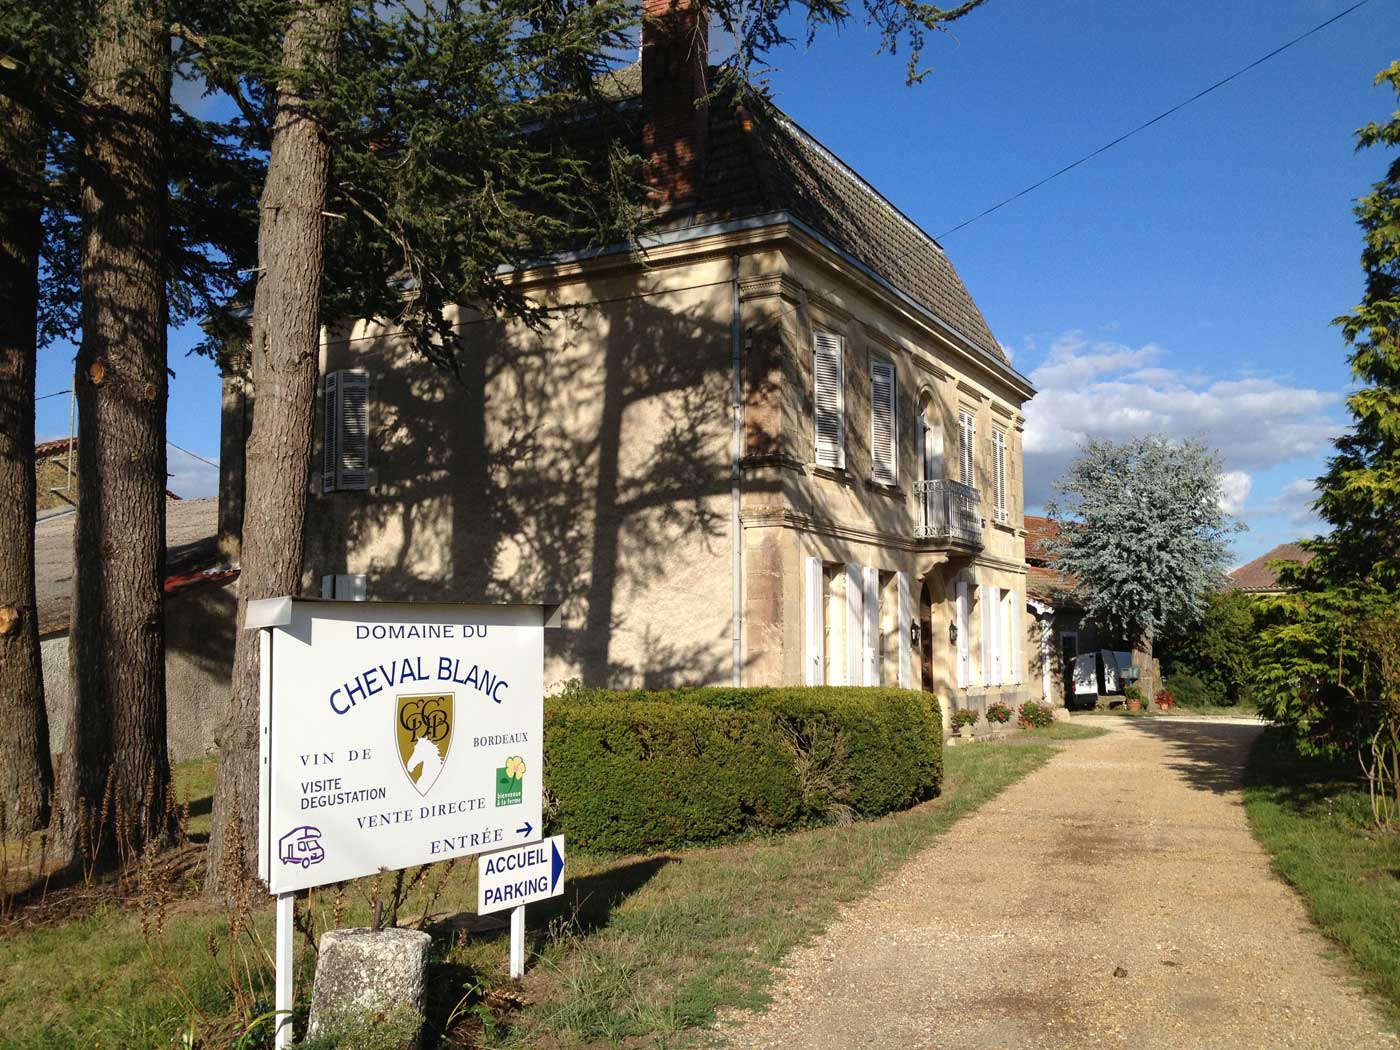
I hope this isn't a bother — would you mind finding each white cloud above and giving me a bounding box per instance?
[1022,332,1343,510]
[166,447,219,500]
[1218,470,1252,516]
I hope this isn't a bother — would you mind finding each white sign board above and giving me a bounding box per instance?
[254,597,554,894]
[477,835,566,914]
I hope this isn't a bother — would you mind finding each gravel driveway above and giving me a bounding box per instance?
[719,718,1396,1049]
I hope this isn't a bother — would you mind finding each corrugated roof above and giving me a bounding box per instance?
[1228,543,1314,593]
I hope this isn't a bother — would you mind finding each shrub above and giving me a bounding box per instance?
[1017,700,1053,729]
[1124,684,1143,702]
[1155,688,1176,709]
[544,686,943,852]
[1166,671,1227,707]
[985,702,1012,725]
[950,707,980,730]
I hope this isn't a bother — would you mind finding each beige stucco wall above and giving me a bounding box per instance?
[305,250,750,691]
[41,581,236,764]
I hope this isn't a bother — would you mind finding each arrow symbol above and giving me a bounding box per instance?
[550,840,564,890]
[516,821,533,838]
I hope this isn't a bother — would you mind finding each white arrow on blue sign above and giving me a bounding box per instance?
[477,835,566,914]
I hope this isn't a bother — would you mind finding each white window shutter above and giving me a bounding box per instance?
[993,429,1007,521]
[862,566,880,685]
[897,571,913,688]
[870,361,896,485]
[980,585,994,686]
[336,369,371,491]
[844,563,863,687]
[956,580,970,688]
[321,371,339,493]
[813,331,845,469]
[804,557,824,686]
[958,411,975,488]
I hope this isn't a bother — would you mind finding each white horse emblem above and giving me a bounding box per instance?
[406,734,444,792]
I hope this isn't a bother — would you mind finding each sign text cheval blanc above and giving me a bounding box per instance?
[255,599,549,894]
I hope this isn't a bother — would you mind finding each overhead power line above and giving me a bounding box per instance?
[36,389,71,401]
[936,0,1374,239]
[167,440,219,470]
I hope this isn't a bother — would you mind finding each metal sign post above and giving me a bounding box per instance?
[250,597,557,1044]
[274,893,295,1049]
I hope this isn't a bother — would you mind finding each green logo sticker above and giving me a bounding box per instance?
[495,755,525,806]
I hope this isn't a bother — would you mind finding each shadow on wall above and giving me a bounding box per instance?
[307,288,782,688]
[1125,719,1264,796]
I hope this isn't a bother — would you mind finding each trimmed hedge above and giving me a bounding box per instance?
[543,686,943,852]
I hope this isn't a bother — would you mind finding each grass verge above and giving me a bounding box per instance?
[1244,728,1400,1026]
[1,734,1090,1049]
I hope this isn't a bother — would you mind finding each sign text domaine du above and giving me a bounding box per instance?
[254,598,553,894]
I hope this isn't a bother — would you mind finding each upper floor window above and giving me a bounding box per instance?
[992,427,1007,521]
[918,401,943,483]
[870,359,896,485]
[322,369,370,492]
[813,330,845,469]
[957,409,975,488]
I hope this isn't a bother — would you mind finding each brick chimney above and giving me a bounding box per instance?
[641,0,709,209]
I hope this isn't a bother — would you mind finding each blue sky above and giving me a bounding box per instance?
[33,0,1397,565]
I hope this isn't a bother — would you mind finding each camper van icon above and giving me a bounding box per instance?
[278,826,325,868]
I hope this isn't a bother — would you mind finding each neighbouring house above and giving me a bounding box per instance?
[1023,514,1160,708]
[34,437,78,512]
[218,0,1041,728]
[34,436,185,513]
[1227,542,1315,596]
[37,497,237,764]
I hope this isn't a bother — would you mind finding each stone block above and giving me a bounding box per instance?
[307,927,432,1048]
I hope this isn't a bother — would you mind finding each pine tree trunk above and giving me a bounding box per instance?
[59,0,172,864]
[0,91,54,835]
[206,0,340,897]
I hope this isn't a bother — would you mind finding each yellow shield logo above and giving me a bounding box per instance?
[396,693,453,795]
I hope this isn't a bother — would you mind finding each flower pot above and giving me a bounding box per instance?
[1126,699,1142,712]
[958,724,976,740]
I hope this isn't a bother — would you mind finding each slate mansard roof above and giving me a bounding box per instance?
[601,65,1010,368]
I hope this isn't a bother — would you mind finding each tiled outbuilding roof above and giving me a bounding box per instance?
[1023,515,1081,605]
[1228,543,1314,594]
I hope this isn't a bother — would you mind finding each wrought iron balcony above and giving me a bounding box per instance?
[915,479,983,548]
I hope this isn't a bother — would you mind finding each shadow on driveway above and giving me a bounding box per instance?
[1121,719,1265,795]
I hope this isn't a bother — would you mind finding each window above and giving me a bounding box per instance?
[805,560,913,688]
[981,585,1001,686]
[919,405,943,483]
[958,409,975,488]
[992,427,1007,522]
[870,360,897,485]
[322,369,370,492]
[320,574,367,600]
[813,331,845,468]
